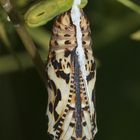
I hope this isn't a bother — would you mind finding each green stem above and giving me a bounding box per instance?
[117,0,140,14]
[0,21,22,69]
[0,0,46,83]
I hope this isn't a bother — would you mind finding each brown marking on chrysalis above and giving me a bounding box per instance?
[64,49,71,57]
[49,9,92,51]
[49,102,53,114]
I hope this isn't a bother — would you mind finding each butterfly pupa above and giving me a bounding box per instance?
[46,9,97,140]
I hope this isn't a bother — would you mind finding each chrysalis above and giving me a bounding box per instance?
[46,9,97,140]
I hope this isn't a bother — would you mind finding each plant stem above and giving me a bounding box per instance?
[0,0,46,84]
[117,0,140,14]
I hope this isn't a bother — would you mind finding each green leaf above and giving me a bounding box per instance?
[0,21,11,49]
[95,13,140,49]
[130,30,140,41]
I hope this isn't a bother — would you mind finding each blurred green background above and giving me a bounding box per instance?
[0,0,140,140]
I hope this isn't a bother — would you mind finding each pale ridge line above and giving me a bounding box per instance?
[71,0,92,115]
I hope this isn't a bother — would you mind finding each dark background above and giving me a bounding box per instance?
[0,0,140,140]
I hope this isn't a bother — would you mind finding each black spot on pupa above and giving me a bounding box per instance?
[69,94,72,98]
[84,96,87,100]
[57,16,62,23]
[50,52,61,70]
[84,48,88,59]
[86,71,95,83]
[66,104,70,108]
[70,122,75,127]
[57,89,62,101]
[49,50,56,62]
[65,27,68,30]
[85,64,87,70]
[91,60,96,71]
[61,117,65,121]
[64,49,71,57]
[56,129,63,137]
[83,122,87,127]
[56,131,59,135]
[64,108,68,113]
[83,106,89,111]
[64,34,71,37]
[82,41,86,45]
[54,111,59,122]
[82,87,85,91]
[55,136,59,139]
[63,114,66,117]
[70,85,74,88]
[51,59,62,70]
[54,40,58,46]
[70,90,73,93]
[51,55,70,83]
[57,127,61,132]
[48,80,57,96]
[92,89,96,105]
[68,99,71,102]
[81,27,84,31]
[58,25,61,29]
[49,102,53,113]
[56,71,70,84]
[85,101,88,105]
[53,115,66,131]
[54,89,62,121]
[67,62,71,68]
[54,118,61,130]
[65,40,71,44]
[71,80,74,84]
